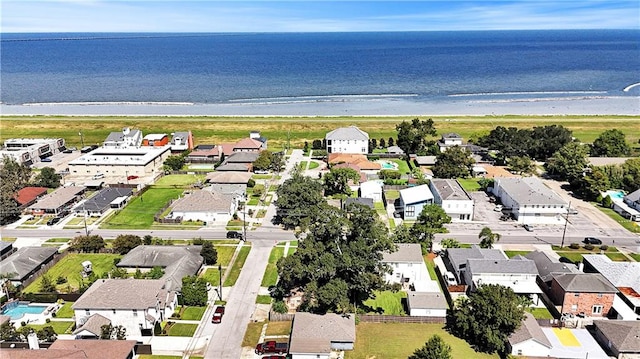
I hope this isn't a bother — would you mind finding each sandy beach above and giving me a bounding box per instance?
[1,95,639,117]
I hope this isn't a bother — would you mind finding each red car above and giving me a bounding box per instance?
[211,306,225,323]
[127,175,139,180]
[262,356,286,359]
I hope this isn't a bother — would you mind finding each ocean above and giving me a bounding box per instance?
[1,30,639,114]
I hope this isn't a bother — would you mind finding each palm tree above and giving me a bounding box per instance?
[0,272,17,302]
[478,227,501,249]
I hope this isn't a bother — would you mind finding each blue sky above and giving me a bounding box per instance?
[2,1,638,32]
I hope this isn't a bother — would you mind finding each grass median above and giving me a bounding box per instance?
[223,245,251,286]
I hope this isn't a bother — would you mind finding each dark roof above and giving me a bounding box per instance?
[446,245,506,273]
[430,179,472,201]
[0,241,13,254]
[216,163,250,172]
[76,187,132,212]
[73,278,170,310]
[509,312,552,348]
[345,197,374,209]
[0,246,58,280]
[553,273,618,293]
[14,187,48,206]
[225,152,260,163]
[594,320,640,352]
[625,188,640,203]
[525,250,578,282]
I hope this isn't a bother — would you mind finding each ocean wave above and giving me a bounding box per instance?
[23,101,194,106]
[228,94,419,103]
[623,82,640,92]
[448,91,607,97]
[465,95,630,104]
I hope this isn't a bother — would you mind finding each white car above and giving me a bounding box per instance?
[254,170,269,174]
[444,272,457,286]
[493,205,503,212]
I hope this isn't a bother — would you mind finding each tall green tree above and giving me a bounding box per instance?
[274,169,326,229]
[478,227,501,249]
[508,155,535,175]
[323,167,359,196]
[0,322,20,341]
[545,141,589,182]
[0,157,32,225]
[528,125,573,160]
[571,166,611,201]
[253,150,273,171]
[181,275,208,306]
[70,234,105,253]
[449,284,525,355]
[477,126,531,164]
[408,334,452,359]
[396,118,437,156]
[270,151,285,172]
[591,129,631,157]
[200,241,218,265]
[432,146,474,178]
[40,274,56,292]
[408,205,451,252]
[164,155,186,171]
[33,167,61,188]
[274,204,394,314]
[112,234,142,255]
[621,158,640,192]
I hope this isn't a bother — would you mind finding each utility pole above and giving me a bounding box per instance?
[218,264,222,301]
[79,132,84,148]
[83,211,89,236]
[560,201,571,248]
[242,204,247,241]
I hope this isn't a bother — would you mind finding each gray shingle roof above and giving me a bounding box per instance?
[171,190,234,213]
[215,163,250,172]
[0,246,58,280]
[407,291,448,310]
[225,152,259,163]
[625,188,640,203]
[205,171,252,184]
[430,179,472,201]
[345,197,374,209]
[73,313,111,336]
[105,129,141,142]
[325,126,369,141]
[205,184,246,196]
[76,187,132,212]
[72,278,170,310]
[525,250,579,283]
[553,273,617,293]
[494,177,566,206]
[446,245,506,273]
[594,320,640,352]
[382,243,424,263]
[289,312,355,354]
[467,257,538,275]
[509,312,552,348]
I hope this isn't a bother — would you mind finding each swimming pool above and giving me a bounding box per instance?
[380,161,397,170]
[603,190,625,200]
[2,302,48,320]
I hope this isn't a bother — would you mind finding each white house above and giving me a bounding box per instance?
[325,126,369,154]
[438,133,464,152]
[169,190,237,224]
[289,312,355,359]
[382,243,429,287]
[406,292,448,317]
[103,128,143,148]
[72,278,178,338]
[492,177,568,225]
[508,313,552,357]
[399,184,434,221]
[360,180,383,202]
[612,188,640,222]
[445,245,507,284]
[429,179,474,221]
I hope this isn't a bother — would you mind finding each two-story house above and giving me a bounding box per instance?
[549,273,617,317]
[437,133,463,152]
[325,126,369,154]
[583,254,640,320]
[103,128,143,148]
[492,177,568,225]
[398,184,434,221]
[429,179,474,221]
[381,243,429,287]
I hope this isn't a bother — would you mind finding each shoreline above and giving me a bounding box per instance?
[1,96,639,117]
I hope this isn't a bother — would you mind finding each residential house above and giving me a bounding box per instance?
[525,250,580,292]
[0,246,59,287]
[0,138,65,166]
[141,133,169,147]
[27,186,85,216]
[205,171,253,185]
[344,197,374,209]
[0,241,14,260]
[68,146,171,178]
[103,128,143,148]
[216,151,260,172]
[328,153,380,171]
[73,313,111,339]
[406,292,448,317]
[612,188,640,221]
[414,155,437,167]
[549,273,617,317]
[0,339,137,359]
[593,320,640,359]
[492,177,568,224]
[507,312,552,357]
[249,131,268,149]
[325,126,369,154]
[169,131,194,153]
[170,190,237,224]
[386,146,404,155]
[429,179,474,221]
[398,184,434,220]
[445,245,507,284]
[74,187,133,216]
[13,187,48,209]
[381,243,429,287]
[437,133,464,152]
[359,180,383,202]
[582,254,640,320]
[116,245,203,292]
[72,278,178,337]
[186,145,222,164]
[233,138,264,152]
[289,312,355,359]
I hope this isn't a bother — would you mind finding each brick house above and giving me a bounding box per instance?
[549,273,617,317]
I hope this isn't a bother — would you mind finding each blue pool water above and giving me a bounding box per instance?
[2,303,47,320]
[381,162,396,170]
[605,190,625,200]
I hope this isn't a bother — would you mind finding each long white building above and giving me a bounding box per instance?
[0,138,65,166]
[492,177,568,225]
[68,145,171,178]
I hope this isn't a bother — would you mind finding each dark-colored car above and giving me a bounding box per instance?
[523,224,533,232]
[62,149,73,154]
[127,175,139,180]
[255,341,289,355]
[47,217,61,226]
[262,356,286,359]
[583,237,602,245]
[211,306,225,323]
[226,231,243,239]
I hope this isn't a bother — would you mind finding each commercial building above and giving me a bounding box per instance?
[492,177,568,225]
[0,138,66,166]
[68,145,171,178]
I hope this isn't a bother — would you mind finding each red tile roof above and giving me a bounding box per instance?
[14,187,48,206]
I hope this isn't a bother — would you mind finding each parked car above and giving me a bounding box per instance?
[444,271,457,286]
[92,173,105,180]
[493,205,503,212]
[255,341,289,355]
[47,217,61,226]
[211,306,225,324]
[499,214,511,221]
[226,231,243,239]
[262,356,286,359]
[583,237,602,245]
[62,149,73,154]
[41,157,52,162]
[254,169,269,174]
[523,224,533,232]
[127,175,139,180]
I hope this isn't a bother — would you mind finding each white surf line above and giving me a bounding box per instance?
[623,82,640,92]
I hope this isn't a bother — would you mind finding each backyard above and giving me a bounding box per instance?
[102,188,183,229]
[457,178,482,192]
[363,290,406,315]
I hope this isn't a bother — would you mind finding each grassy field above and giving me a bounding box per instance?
[102,188,183,229]
[166,323,198,336]
[139,356,182,359]
[154,174,205,187]
[242,321,264,347]
[262,246,285,287]
[594,206,640,234]
[24,253,121,293]
[26,321,74,334]
[363,290,407,315]
[392,159,411,174]
[265,321,292,336]
[180,306,206,320]
[55,302,75,318]
[423,255,438,281]
[2,116,638,149]
[345,323,498,359]
[223,245,251,286]
[457,178,482,192]
[201,267,222,287]
[630,253,640,261]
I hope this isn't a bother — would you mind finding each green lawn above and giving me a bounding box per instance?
[215,245,238,266]
[154,174,205,187]
[308,161,319,170]
[26,320,74,334]
[363,290,407,315]
[55,302,74,318]
[102,188,183,229]
[526,307,554,320]
[243,322,264,347]
[265,321,292,336]
[262,247,285,287]
[256,295,272,304]
[252,174,273,180]
[139,356,182,359]
[346,323,498,359]
[392,159,411,174]
[457,178,482,192]
[594,206,640,234]
[630,253,640,261]
[504,250,531,258]
[298,161,308,170]
[385,190,400,200]
[181,306,206,320]
[555,252,585,264]
[24,253,121,293]
[424,256,438,281]
[605,252,631,261]
[201,267,222,287]
[224,246,251,286]
[166,323,198,336]
[45,238,71,243]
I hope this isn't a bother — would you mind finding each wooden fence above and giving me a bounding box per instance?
[19,251,68,291]
[153,199,181,224]
[268,311,445,324]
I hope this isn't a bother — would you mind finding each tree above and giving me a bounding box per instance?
[70,234,105,253]
[181,275,208,306]
[591,129,631,157]
[270,152,285,172]
[478,227,501,249]
[0,157,32,225]
[388,137,394,147]
[100,324,127,340]
[477,126,532,164]
[571,166,610,201]
[545,141,589,182]
[379,138,386,148]
[323,167,359,196]
[508,155,535,175]
[0,322,20,341]
[143,234,153,245]
[33,167,61,188]
[303,141,309,153]
[274,168,326,229]
[449,284,525,355]
[621,158,640,192]
[440,238,461,248]
[477,177,494,192]
[147,266,164,279]
[253,150,273,171]
[410,205,451,252]
[371,138,377,149]
[432,146,474,179]
[408,334,452,359]
[164,155,185,171]
[200,241,218,265]
[396,118,437,156]
[36,326,57,342]
[113,234,142,255]
[274,204,394,314]
[528,125,573,160]
[312,139,323,150]
[40,274,56,292]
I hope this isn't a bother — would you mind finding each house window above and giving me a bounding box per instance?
[574,293,579,297]
[593,305,603,314]
[517,350,522,355]
[571,304,578,311]
[133,309,138,316]
[85,310,90,316]
[112,309,116,314]
[597,293,603,298]
[406,205,415,217]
